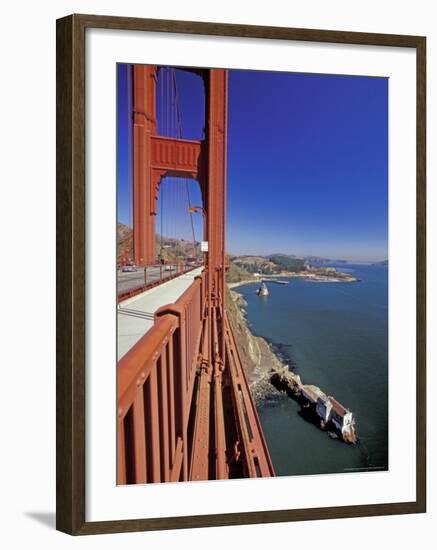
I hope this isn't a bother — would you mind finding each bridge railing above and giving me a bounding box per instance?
[155,274,205,446]
[117,274,204,485]
[117,261,203,303]
[223,312,276,479]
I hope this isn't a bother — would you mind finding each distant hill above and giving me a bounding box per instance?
[268,254,305,272]
[304,256,348,266]
[228,252,359,275]
[226,258,253,283]
[117,222,200,264]
[117,222,133,262]
[230,253,305,274]
[268,253,298,259]
[232,256,277,274]
[372,259,388,267]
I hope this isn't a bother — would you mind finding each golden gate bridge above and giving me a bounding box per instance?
[117,65,274,484]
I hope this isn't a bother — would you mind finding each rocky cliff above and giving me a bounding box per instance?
[225,286,285,402]
[225,284,357,444]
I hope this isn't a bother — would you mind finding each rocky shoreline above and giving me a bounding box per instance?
[227,279,257,290]
[226,285,357,444]
[226,287,283,401]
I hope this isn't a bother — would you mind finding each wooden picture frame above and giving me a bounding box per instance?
[56,13,426,535]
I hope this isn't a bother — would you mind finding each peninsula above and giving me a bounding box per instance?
[227,253,359,287]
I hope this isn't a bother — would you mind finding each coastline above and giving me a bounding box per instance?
[227,279,257,290]
[226,286,285,400]
[226,283,358,444]
[227,270,359,289]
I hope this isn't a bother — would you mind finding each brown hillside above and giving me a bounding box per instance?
[117,222,201,264]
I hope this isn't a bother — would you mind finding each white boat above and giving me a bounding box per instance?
[256,282,269,296]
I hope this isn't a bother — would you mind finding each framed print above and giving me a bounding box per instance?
[56,14,426,535]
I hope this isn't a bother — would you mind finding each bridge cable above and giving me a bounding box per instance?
[159,68,165,258]
[127,65,133,255]
[172,68,198,258]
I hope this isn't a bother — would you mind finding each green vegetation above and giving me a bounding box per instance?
[227,253,306,277]
[267,254,305,272]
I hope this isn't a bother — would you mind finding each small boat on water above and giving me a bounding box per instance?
[256,282,269,296]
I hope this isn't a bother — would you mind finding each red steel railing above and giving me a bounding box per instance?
[117,270,275,484]
[117,274,204,484]
[223,312,275,478]
[117,262,202,303]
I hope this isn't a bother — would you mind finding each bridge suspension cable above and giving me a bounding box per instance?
[155,67,200,261]
[172,69,198,259]
[127,65,132,233]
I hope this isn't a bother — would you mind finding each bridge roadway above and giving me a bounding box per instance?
[117,265,192,295]
[117,266,204,360]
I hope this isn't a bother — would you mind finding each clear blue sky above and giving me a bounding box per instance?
[117,65,388,262]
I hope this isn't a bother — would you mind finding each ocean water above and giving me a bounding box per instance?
[236,264,388,477]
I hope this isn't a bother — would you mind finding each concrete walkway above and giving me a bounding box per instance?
[117,267,204,360]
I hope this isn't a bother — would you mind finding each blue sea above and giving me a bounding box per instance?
[235,264,388,477]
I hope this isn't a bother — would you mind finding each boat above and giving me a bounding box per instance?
[256,282,269,296]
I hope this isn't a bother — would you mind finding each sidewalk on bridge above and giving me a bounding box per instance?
[117,267,204,360]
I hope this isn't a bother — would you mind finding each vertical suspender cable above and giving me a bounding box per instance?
[126,65,131,228]
[127,65,133,263]
[159,68,164,257]
[172,69,197,258]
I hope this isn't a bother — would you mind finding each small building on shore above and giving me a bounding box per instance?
[300,386,356,442]
[328,397,355,438]
[268,368,357,443]
[301,384,327,405]
[316,394,332,423]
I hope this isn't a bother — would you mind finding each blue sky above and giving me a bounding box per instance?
[117,65,388,262]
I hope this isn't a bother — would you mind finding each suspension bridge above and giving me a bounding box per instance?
[117,65,274,484]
